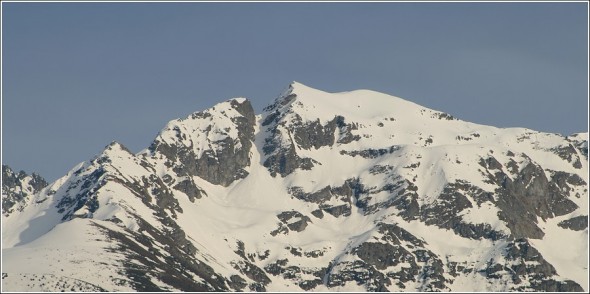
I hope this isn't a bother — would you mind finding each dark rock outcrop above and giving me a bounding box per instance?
[471,155,581,239]
[481,239,583,291]
[271,211,312,236]
[149,99,256,187]
[558,215,588,231]
[325,223,448,291]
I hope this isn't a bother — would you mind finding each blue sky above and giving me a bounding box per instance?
[2,2,588,181]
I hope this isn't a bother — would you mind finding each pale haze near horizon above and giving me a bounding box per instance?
[2,2,588,182]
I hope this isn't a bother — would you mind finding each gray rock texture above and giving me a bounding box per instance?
[149,99,255,187]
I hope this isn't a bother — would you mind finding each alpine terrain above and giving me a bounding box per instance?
[2,82,588,292]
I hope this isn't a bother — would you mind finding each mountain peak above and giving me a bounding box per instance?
[146,95,256,187]
[182,97,252,123]
[265,81,452,130]
[288,80,315,92]
[279,81,323,99]
[102,141,133,157]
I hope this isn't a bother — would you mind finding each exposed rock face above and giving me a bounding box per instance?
[261,92,317,177]
[494,162,579,239]
[262,85,360,177]
[326,223,448,292]
[172,177,206,202]
[2,165,48,216]
[420,181,505,241]
[558,215,588,231]
[479,239,584,292]
[149,98,256,187]
[262,134,316,177]
[271,211,312,235]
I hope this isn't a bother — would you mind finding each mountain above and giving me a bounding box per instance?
[2,82,588,292]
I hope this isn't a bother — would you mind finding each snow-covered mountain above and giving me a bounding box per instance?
[2,82,588,292]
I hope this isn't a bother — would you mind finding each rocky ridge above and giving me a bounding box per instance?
[2,165,48,217]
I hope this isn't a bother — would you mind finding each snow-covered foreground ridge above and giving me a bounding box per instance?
[2,82,588,292]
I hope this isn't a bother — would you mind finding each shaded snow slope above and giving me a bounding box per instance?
[2,82,587,292]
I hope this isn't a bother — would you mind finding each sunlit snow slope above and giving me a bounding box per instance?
[2,82,588,292]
